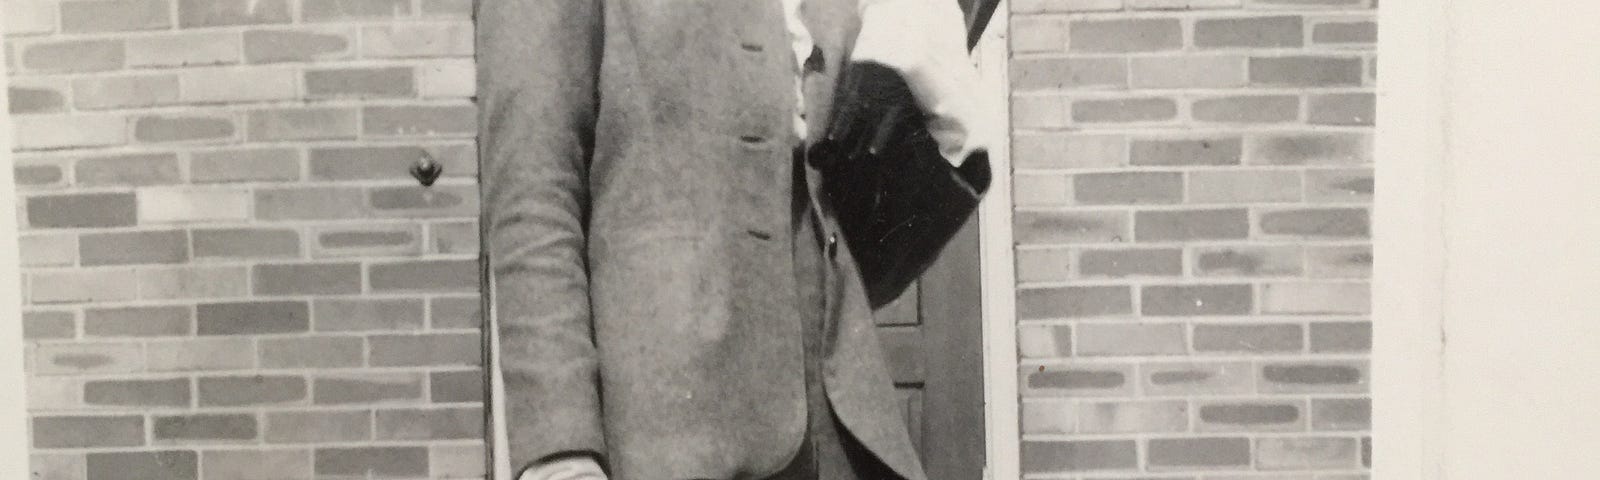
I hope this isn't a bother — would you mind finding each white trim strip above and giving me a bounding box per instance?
[975,2,1021,479]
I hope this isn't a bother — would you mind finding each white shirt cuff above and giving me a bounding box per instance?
[852,0,993,166]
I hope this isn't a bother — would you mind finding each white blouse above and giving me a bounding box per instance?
[782,0,992,166]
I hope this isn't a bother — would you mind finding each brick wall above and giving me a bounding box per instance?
[6,0,485,478]
[1006,0,1374,478]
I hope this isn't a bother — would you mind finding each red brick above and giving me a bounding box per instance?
[430,296,482,329]
[1013,174,1071,206]
[1013,134,1126,169]
[1307,245,1371,277]
[198,375,307,406]
[1076,323,1187,356]
[1010,96,1070,129]
[153,414,257,443]
[1313,21,1377,44]
[84,305,192,337]
[19,232,76,267]
[61,0,171,32]
[265,410,371,443]
[1312,398,1370,430]
[1309,93,1375,125]
[138,187,251,223]
[1193,323,1304,352]
[255,187,369,220]
[430,370,484,403]
[196,301,310,335]
[310,223,423,258]
[1131,137,1242,166]
[84,378,191,407]
[1023,363,1135,396]
[1310,321,1371,352]
[177,0,291,27]
[13,114,128,150]
[361,23,475,57]
[1250,56,1363,86]
[1072,97,1178,123]
[252,263,363,296]
[1259,361,1368,393]
[1197,401,1305,431]
[309,144,475,181]
[314,447,429,478]
[1148,437,1251,469]
[1018,286,1133,319]
[260,336,365,368]
[1141,361,1254,395]
[1257,437,1360,470]
[87,451,197,480]
[1010,17,1068,53]
[179,67,297,103]
[1074,172,1183,205]
[1015,210,1130,243]
[368,259,479,292]
[1260,280,1363,316]
[1141,284,1254,316]
[1189,170,1303,203]
[431,444,487,478]
[313,373,425,405]
[1014,248,1073,283]
[127,32,242,67]
[21,39,125,73]
[1194,16,1305,48]
[1011,58,1127,91]
[133,114,237,143]
[33,415,145,448]
[421,0,471,15]
[76,153,182,186]
[375,407,483,440]
[247,108,359,141]
[362,105,477,137]
[1020,400,1075,434]
[13,161,67,189]
[1069,18,1182,52]
[1021,440,1138,473]
[1192,95,1300,123]
[305,67,416,98]
[23,311,76,340]
[138,266,250,300]
[193,228,301,259]
[1305,168,1374,203]
[369,333,480,366]
[1259,208,1370,238]
[1078,400,1188,433]
[6,0,58,35]
[9,85,67,114]
[1079,248,1183,277]
[1018,323,1072,359]
[303,0,412,21]
[428,221,480,255]
[30,269,140,304]
[1130,55,1248,89]
[145,338,255,372]
[1136,208,1250,241]
[80,230,188,266]
[190,148,302,183]
[35,342,144,375]
[202,450,312,480]
[420,59,477,98]
[1246,133,1371,165]
[243,28,355,63]
[313,298,426,332]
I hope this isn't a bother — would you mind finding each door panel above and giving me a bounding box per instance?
[875,215,985,480]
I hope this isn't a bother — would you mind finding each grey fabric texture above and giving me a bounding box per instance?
[477,0,926,478]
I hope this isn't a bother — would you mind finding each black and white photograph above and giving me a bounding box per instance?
[0,0,1597,479]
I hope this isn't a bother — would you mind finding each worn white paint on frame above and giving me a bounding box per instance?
[0,0,34,475]
[973,1,1021,478]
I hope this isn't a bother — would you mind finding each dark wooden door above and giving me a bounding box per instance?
[873,215,985,480]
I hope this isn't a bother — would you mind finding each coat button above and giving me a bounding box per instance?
[826,233,838,259]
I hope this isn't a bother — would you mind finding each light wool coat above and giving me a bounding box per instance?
[476,0,927,479]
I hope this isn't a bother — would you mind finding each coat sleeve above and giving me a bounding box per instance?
[475,0,607,474]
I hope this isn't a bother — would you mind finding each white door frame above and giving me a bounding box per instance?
[972,2,1021,479]
[0,3,35,474]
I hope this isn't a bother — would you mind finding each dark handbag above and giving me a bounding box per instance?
[808,60,992,309]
